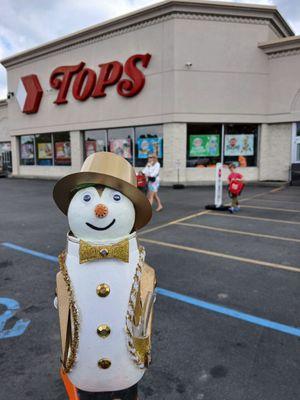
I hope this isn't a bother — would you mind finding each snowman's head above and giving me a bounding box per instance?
[68,185,135,242]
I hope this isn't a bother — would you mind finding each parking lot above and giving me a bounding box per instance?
[0,178,300,400]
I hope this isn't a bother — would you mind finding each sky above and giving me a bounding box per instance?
[0,0,300,100]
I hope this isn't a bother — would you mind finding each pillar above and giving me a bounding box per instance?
[11,135,20,176]
[162,123,187,184]
[259,123,292,181]
[70,130,84,171]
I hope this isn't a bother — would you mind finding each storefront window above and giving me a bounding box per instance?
[135,125,163,167]
[20,135,35,165]
[53,132,71,166]
[223,124,258,167]
[296,143,300,162]
[108,127,134,164]
[35,133,53,166]
[186,124,222,167]
[84,130,107,158]
[19,133,71,166]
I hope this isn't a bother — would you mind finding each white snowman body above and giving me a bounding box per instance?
[65,186,145,391]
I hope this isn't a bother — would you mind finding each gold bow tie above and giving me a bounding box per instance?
[79,239,129,264]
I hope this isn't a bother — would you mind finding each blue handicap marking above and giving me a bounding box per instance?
[0,298,30,339]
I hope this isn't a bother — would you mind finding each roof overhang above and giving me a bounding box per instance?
[259,35,300,56]
[1,0,294,69]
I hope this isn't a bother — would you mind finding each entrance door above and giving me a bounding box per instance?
[3,151,12,173]
[294,138,300,163]
[292,122,300,163]
[291,123,300,185]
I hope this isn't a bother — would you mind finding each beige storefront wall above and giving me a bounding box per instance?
[0,100,9,143]
[1,0,300,183]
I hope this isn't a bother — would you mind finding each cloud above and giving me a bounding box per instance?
[0,0,299,99]
[275,0,300,33]
[0,0,156,98]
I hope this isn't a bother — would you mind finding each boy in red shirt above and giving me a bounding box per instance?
[228,163,244,213]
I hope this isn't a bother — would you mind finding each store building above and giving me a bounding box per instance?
[1,0,300,184]
[0,99,10,153]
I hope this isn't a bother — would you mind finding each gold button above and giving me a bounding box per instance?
[97,324,111,338]
[96,283,110,297]
[98,358,111,369]
[100,249,109,257]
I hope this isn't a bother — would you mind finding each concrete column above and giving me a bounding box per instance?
[259,123,292,181]
[162,123,187,184]
[259,123,268,181]
[70,130,83,171]
[11,135,20,176]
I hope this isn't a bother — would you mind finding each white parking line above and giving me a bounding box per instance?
[241,205,300,213]
[206,212,300,225]
[176,222,300,243]
[140,238,300,273]
[242,198,300,206]
[140,210,209,235]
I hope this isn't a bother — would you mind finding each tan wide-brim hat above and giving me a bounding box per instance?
[53,152,152,230]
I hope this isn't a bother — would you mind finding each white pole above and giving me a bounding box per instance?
[221,124,225,165]
[214,124,225,207]
[214,162,223,208]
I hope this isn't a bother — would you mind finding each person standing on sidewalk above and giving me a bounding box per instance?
[142,154,163,212]
[228,163,244,213]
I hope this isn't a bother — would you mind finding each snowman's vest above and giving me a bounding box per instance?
[56,233,155,392]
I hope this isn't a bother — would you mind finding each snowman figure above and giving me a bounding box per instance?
[53,152,156,400]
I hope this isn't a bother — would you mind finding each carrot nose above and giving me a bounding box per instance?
[95,204,108,218]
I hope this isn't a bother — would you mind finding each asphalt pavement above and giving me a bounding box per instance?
[0,178,300,400]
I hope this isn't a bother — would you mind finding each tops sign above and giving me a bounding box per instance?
[16,53,151,114]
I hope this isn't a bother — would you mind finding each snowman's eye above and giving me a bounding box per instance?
[113,193,121,202]
[83,194,91,202]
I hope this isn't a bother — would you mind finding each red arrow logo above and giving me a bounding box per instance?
[16,74,43,114]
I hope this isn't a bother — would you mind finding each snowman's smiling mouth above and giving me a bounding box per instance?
[86,219,116,231]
